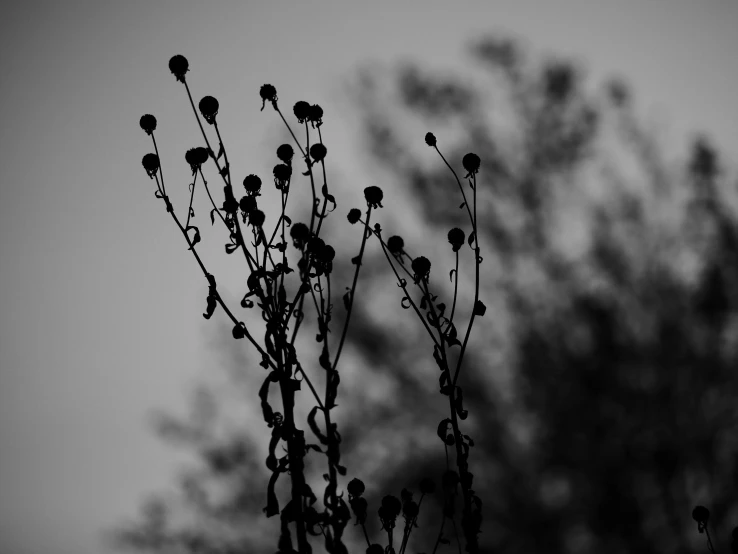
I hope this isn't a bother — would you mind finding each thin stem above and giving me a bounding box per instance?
[451,173,480,390]
[330,207,373,372]
[149,170,277,372]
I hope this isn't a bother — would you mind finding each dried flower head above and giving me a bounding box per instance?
[309,104,323,127]
[307,236,325,255]
[276,144,294,164]
[692,505,710,524]
[424,132,437,147]
[381,495,402,519]
[142,153,160,178]
[293,101,311,123]
[411,256,431,283]
[243,174,262,195]
[198,96,219,125]
[273,164,292,190]
[387,235,404,254]
[447,227,465,252]
[347,209,361,225]
[462,152,481,178]
[249,209,265,228]
[310,143,327,162]
[363,186,383,209]
[402,500,419,519]
[239,195,256,215]
[260,84,277,111]
[347,478,365,497]
[185,147,208,175]
[168,55,189,83]
[419,477,435,494]
[139,114,157,135]
[290,222,310,249]
[350,496,368,523]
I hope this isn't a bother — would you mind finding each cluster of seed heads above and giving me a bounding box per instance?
[139,53,498,554]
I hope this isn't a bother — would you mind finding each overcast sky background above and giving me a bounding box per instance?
[0,2,737,553]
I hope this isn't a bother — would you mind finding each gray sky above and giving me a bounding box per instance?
[0,2,736,553]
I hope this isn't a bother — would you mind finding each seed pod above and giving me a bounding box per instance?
[243,174,262,195]
[293,101,311,123]
[142,153,160,178]
[310,143,327,162]
[198,96,219,125]
[387,235,404,254]
[168,55,189,82]
[363,186,383,208]
[290,222,310,248]
[347,478,365,497]
[139,114,157,135]
[411,256,431,281]
[347,209,361,224]
[309,104,324,126]
[260,84,277,111]
[692,505,710,524]
[447,228,465,252]
[462,152,481,176]
[381,495,402,518]
[276,144,294,164]
[249,209,265,228]
[419,477,435,494]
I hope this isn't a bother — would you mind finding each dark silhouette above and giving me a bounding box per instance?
[115,34,738,554]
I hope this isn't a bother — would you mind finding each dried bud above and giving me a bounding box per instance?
[194,147,209,165]
[198,96,219,125]
[387,235,404,254]
[293,101,311,123]
[381,495,402,518]
[239,195,256,215]
[307,236,325,255]
[403,500,419,519]
[168,55,189,82]
[309,104,324,126]
[142,153,160,178]
[447,228,465,252]
[419,477,435,495]
[462,152,481,177]
[364,186,383,209]
[347,478,365,497]
[347,209,361,224]
[276,144,294,164]
[185,148,208,174]
[424,132,437,147]
[310,143,327,162]
[139,114,157,135]
[249,209,265,228]
[692,505,710,524]
[243,174,262,195]
[290,222,310,249]
[411,256,431,282]
[273,164,292,189]
[260,84,277,111]
[321,245,335,263]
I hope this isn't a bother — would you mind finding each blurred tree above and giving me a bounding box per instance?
[114,34,738,554]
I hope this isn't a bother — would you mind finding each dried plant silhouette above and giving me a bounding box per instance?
[116,35,738,554]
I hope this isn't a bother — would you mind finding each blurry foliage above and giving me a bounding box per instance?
[114,34,738,554]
